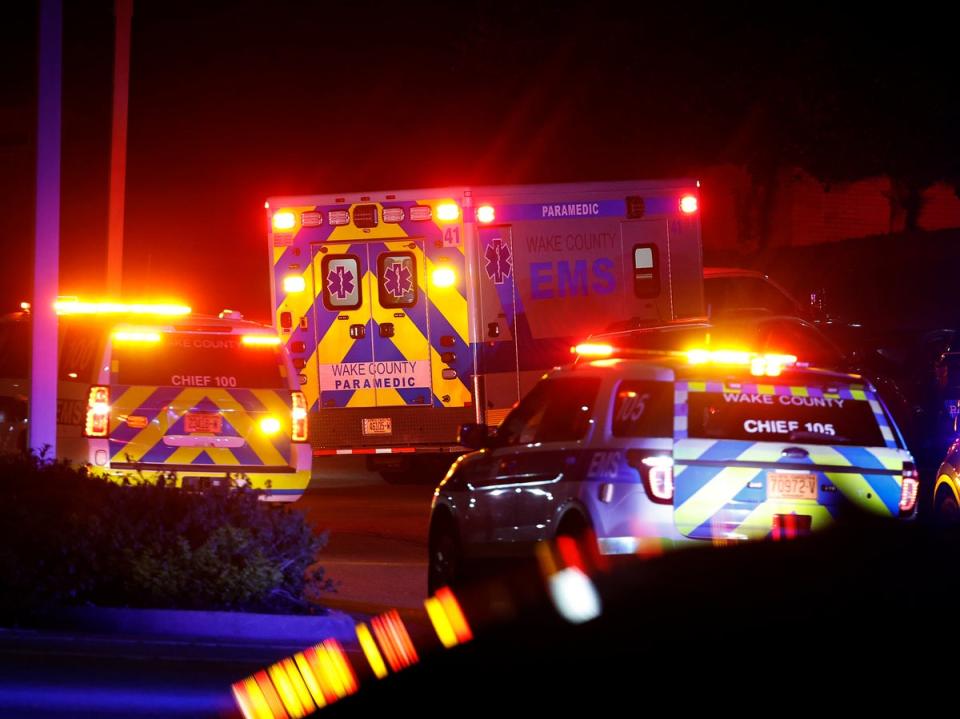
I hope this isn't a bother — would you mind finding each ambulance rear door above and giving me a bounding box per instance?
[313,240,433,408]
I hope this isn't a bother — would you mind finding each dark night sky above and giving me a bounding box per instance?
[0,1,955,322]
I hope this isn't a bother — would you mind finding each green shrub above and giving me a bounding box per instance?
[0,451,333,624]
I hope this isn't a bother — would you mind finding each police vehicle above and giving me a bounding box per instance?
[0,300,311,501]
[427,345,918,592]
[266,181,702,468]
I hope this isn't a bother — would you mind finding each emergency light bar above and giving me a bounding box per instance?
[573,342,798,377]
[241,335,282,346]
[572,343,614,358]
[55,298,192,316]
[686,349,797,377]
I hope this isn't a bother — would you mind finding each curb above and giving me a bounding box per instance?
[42,605,358,645]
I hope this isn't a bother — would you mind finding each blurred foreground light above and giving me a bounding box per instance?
[233,639,357,719]
[424,587,473,649]
[548,566,602,625]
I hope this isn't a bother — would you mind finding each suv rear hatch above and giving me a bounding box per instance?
[107,332,294,472]
[672,378,910,541]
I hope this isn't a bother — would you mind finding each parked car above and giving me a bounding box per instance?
[428,345,918,592]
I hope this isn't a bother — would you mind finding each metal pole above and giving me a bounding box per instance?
[30,0,62,457]
[106,0,132,296]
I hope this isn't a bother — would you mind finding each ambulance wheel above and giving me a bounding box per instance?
[935,486,960,523]
[428,514,464,595]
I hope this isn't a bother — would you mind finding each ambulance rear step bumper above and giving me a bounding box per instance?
[310,406,476,448]
[108,462,298,473]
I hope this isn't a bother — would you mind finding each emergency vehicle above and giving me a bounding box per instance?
[0,300,311,501]
[266,180,702,460]
[428,345,919,592]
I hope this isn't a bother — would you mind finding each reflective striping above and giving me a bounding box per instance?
[674,466,763,536]
[826,471,900,515]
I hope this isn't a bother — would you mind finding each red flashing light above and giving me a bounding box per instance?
[477,205,495,223]
[899,462,920,514]
[679,194,698,214]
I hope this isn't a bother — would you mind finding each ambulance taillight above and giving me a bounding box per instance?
[291,391,308,442]
[679,194,698,214]
[85,386,110,438]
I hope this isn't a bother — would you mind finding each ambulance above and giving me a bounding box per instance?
[266,181,701,461]
[0,300,311,501]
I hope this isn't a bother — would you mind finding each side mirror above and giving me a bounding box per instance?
[458,423,489,450]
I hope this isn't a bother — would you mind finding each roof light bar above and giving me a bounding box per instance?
[55,298,192,316]
[573,343,614,358]
[242,335,282,346]
[687,349,798,377]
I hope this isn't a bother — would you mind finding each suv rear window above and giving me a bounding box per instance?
[112,334,286,389]
[687,388,886,446]
[611,380,673,437]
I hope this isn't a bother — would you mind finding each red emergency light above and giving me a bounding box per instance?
[679,195,698,214]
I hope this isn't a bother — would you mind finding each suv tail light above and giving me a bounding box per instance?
[291,391,308,442]
[899,461,920,514]
[85,385,110,437]
[626,451,674,504]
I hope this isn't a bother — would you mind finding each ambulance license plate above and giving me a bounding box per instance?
[767,472,817,501]
[362,418,392,436]
[185,412,222,434]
